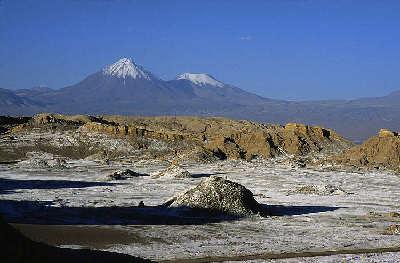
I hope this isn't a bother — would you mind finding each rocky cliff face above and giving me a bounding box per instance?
[335,129,400,172]
[2,113,352,163]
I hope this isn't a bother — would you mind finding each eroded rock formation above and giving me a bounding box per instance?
[2,113,353,163]
[336,129,400,171]
[96,116,352,160]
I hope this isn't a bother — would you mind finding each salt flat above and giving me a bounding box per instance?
[1,159,400,262]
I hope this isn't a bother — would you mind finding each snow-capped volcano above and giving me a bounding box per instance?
[103,58,151,80]
[177,73,225,87]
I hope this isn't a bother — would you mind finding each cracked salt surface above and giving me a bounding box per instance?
[1,160,400,261]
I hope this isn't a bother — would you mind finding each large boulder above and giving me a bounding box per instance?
[165,176,261,216]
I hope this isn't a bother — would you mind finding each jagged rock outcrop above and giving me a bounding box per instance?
[336,129,400,171]
[282,123,346,155]
[165,176,261,216]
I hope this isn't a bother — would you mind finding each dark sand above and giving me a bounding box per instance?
[12,223,159,249]
[1,217,152,263]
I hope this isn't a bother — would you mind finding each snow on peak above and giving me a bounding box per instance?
[177,73,224,87]
[103,58,151,80]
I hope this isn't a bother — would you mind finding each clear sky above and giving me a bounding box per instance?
[0,0,399,100]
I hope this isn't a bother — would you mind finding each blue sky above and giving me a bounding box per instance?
[0,0,399,100]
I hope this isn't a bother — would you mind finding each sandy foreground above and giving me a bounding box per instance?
[1,159,400,262]
[10,224,400,263]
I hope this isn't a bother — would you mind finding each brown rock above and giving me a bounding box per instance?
[336,129,400,171]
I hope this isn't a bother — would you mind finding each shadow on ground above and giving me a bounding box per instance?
[189,172,227,178]
[0,178,120,195]
[0,198,342,226]
[264,204,342,216]
[0,199,240,225]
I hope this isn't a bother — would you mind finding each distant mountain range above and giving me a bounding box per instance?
[1,57,399,142]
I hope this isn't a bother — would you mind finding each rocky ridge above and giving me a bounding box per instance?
[0,113,353,165]
[99,115,352,160]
